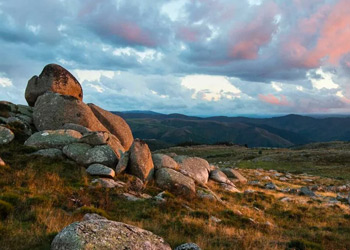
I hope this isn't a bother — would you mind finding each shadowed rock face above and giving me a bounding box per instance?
[88,103,134,150]
[25,64,83,107]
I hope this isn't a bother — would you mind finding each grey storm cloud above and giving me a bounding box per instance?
[0,0,349,115]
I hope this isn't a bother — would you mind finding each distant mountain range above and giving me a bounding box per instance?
[112,111,350,150]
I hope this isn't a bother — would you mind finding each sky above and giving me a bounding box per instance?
[0,0,350,116]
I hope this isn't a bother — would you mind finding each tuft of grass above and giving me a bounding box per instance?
[74,206,109,218]
[0,200,14,219]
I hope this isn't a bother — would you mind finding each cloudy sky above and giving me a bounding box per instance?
[0,0,350,116]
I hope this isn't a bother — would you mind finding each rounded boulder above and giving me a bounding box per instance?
[25,64,83,106]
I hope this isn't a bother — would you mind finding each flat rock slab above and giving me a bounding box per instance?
[86,164,115,178]
[0,126,15,145]
[24,129,82,149]
[221,168,247,184]
[51,219,171,250]
[32,148,63,158]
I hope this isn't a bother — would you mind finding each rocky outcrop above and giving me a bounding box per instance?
[51,215,171,250]
[24,130,82,149]
[128,139,154,182]
[88,103,133,150]
[33,92,107,132]
[0,126,15,145]
[62,123,92,135]
[155,168,196,197]
[175,156,210,184]
[25,64,83,107]
[152,153,179,171]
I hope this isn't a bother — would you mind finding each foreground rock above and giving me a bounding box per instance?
[25,130,82,149]
[33,92,107,132]
[51,214,171,250]
[128,139,154,182]
[88,103,134,150]
[0,126,15,145]
[32,148,63,158]
[25,64,83,106]
[175,156,210,184]
[115,151,129,174]
[155,168,196,197]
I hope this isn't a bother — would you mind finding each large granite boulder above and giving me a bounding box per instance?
[174,156,210,184]
[25,64,83,106]
[210,169,234,185]
[0,126,15,145]
[51,215,171,250]
[33,92,107,132]
[152,153,179,171]
[155,168,196,197]
[62,143,92,164]
[88,103,133,150]
[128,139,154,182]
[62,123,92,135]
[24,130,82,149]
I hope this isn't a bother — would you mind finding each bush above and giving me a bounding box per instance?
[0,200,14,219]
[287,239,323,250]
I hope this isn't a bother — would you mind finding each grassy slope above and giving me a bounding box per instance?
[0,141,350,249]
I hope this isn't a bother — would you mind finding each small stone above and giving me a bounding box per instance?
[86,164,115,178]
[91,178,120,188]
[210,216,221,223]
[265,182,278,190]
[31,148,63,158]
[0,126,15,145]
[174,243,202,250]
[300,187,315,197]
[82,213,108,221]
[122,193,142,201]
[0,157,6,167]
[262,176,271,181]
[279,177,288,181]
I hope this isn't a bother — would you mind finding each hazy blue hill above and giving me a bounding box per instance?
[115,111,350,150]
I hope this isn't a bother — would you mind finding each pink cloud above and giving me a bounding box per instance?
[177,26,199,42]
[258,94,290,106]
[229,1,279,60]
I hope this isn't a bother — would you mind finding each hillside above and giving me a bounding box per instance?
[114,112,350,149]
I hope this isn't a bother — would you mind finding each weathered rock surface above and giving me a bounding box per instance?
[25,64,83,106]
[0,126,15,145]
[88,103,133,150]
[33,92,107,132]
[115,151,129,175]
[152,153,179,171]
[24,130,82,149]
[155,168,196,197]
[210,169,232,185]
[79,131,108,145]
[32,148,63,158]
[83,145,117,168]
[105,133,125,160]
[128,139,154,182]
[175,243,202,250]
[63,143,91,164]
[86,164,115,178]
[222,168,247,183]
[175,156,210,184]
[51,217,171,250]
[62,123,92,135]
